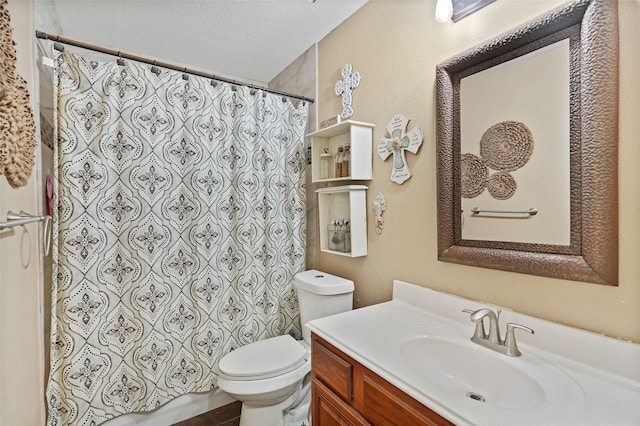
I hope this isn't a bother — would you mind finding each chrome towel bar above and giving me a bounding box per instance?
[470,207,538,217]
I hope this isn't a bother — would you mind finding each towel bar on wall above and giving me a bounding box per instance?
[470,207,538,217]
[0,211,52,255]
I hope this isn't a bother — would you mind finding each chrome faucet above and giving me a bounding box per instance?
[462,308,534,357]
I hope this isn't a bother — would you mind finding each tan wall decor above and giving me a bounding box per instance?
[461,120,534,201]
[436,0,619,285]
[0,0,36,188]
[372,192,386,235]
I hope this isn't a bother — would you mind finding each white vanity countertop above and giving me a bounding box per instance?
[307,280,640,426]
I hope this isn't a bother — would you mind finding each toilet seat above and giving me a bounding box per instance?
[219,335,308,381]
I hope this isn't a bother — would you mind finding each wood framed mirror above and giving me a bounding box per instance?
[436,0,619,285]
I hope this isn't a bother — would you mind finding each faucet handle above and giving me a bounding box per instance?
[504,323,535,357]
[507,323,534,335]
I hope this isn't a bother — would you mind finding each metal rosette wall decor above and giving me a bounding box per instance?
[0,0,37,188]
[461,120,533,200]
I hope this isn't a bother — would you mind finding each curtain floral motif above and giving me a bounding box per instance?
[47,50,308,426]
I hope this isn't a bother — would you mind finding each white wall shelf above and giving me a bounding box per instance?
[316,185,368,257]
[308,120,374,183]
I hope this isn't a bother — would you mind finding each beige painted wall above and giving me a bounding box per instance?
[316,0,640,342]
[0,1,46,425]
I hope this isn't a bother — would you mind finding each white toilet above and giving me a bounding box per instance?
[217,270,354,426]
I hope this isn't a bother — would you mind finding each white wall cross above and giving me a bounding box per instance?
[378,114,424,184]
[334,64,361,119]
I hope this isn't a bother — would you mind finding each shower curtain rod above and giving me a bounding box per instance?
[35,30,315,104]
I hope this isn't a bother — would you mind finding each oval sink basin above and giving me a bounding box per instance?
[401,336,544,409]
[392,326,585,412]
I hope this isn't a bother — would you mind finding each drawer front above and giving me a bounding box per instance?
[312,337,354,402]
[362,372,454,426]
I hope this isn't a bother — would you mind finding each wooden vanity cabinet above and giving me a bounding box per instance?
[311,333,454,426]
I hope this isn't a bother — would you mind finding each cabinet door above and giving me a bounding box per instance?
[312,377,370,426]
[361,372,454,426]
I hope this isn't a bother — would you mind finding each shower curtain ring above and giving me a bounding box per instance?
[151,60,160,75]
[116,52,124,66]
[53,35,65,52]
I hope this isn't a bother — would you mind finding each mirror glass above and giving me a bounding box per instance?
[460,39,571,245]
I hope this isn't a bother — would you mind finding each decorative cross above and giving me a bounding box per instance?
[377,114,424,184]
[334,64,361,119]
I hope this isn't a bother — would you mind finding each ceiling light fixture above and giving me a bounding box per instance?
[435,0,453,23]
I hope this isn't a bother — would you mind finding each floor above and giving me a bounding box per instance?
[171,401,242,426]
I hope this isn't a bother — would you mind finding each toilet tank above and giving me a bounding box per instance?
[294,270,354,343]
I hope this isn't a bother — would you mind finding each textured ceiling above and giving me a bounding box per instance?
[35,0,368,84]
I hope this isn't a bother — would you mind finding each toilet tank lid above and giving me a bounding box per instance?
[294,270,354,295]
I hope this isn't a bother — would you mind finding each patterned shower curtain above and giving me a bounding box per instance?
[46,50,308,426]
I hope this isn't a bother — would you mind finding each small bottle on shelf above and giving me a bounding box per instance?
[333,220,345,251]
[328,220,337,251]
[320,147,332,179]
[342,143,351,178]
[335,219,345,252]
[335,146,344,178]
[343,219,351,253]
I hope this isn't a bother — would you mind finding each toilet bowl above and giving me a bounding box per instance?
[216,270,354,426]
[217,335,310,426]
